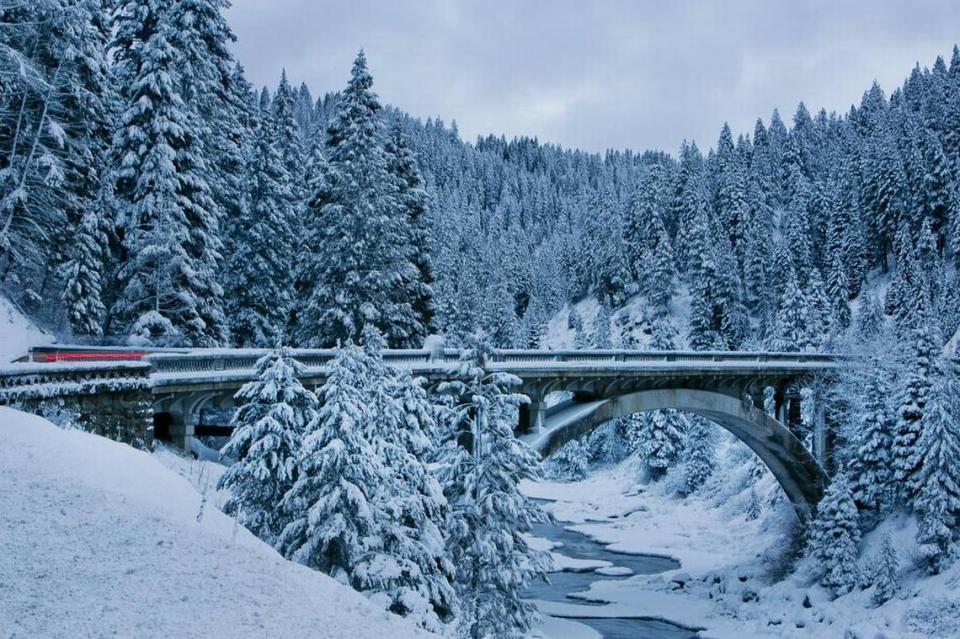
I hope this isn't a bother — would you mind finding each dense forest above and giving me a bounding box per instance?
[4,1,960,636]
[3,1,959,352]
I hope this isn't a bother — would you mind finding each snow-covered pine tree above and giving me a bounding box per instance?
[591,303,613,349]
[892,316,941,502]
[680,417,716,495]
[357,328,455,630]
[218,348,318,544]
[386,124,435,336]
[545,438,591,481]
[279,343,390,589]
[631,320,686,478]
[766,264,809,352]
[56,0,115,337]
[855,293,885,342]
[437,335,550,639]
[224,101,296,347]
[870,534,899,606]
[108,0,227,345]
[296,52,427,348]
[807,471,861,597]
[848,361,894,513]
[913,355,960,574]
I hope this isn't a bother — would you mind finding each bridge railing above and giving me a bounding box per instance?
[143,348,842,377]
[0,361,151,402]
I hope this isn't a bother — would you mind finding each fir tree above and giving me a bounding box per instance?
[591,303,612,349]
[892,318,940,501]
[108,0,227,345]
[296,52,427,347]
[680,417,716,495]
[225,103,296,347]
[848,362,894,513]
[633,410,686,479]
[870,534,899,606]
[546,439,591,481]
[437,336,550,639]
[218,348,318,544]
[913,356,960,574]
[279,343,388,589]
[807,472,861,597]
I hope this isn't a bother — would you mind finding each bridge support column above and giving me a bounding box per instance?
[787,388,803,438]
[774,384,786,424]
[517,399,546,435]
[168,413,195,450]
[813,401,826,465]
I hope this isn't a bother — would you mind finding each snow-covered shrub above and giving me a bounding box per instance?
[545,439,590,481]
[629,410,687,480]
[586,418,631,466]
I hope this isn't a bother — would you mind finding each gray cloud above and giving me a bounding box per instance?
[226,0,960,153]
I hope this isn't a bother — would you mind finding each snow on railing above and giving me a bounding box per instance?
[0,361,151,402]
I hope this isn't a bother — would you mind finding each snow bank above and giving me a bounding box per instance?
[0,295,49,362]
[0,408,431,639]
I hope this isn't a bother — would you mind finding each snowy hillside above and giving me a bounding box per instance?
[0,408,431,639]
[0,295,49,362]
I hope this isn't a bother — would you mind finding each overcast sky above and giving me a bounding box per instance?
[225,0,960,154]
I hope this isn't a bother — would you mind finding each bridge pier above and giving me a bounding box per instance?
[517,399,546,435]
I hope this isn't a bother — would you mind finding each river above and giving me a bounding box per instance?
[526,518,699,639]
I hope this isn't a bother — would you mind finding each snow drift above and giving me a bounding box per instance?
[0,408,430,639]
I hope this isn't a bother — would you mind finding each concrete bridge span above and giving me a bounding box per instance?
[17,345,842,517]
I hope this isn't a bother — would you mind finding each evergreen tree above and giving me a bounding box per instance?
[437,336,550,639]
[57,0,115,337]
[546,439,591,481]
[108,0,227,345]
[296,52,427,347]
[225,103,296,346]
[281,336,455,630]
[680,417,716,495]
[892,318,941,500]
[807,472,861,597]
[218,348,318,543]
[913,356,960,574]
[767,264,809,351]
[855,293,885,342]
[848,362,894,513]
[386,125,435,334]
[591,303,612,349]
[870,534,899,606]
[280,343,389,593]
[633,410,686,479]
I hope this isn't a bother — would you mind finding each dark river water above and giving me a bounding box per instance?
[525,518,699,639]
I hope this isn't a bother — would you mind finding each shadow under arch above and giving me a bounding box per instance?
[531,388,828,520]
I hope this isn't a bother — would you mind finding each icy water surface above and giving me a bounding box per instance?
[526,517,698,639]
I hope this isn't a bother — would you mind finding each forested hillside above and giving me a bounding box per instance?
[3,1,959,353]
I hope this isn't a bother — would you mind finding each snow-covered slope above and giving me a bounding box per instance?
[0,408,431,639]
[0,295,49,362]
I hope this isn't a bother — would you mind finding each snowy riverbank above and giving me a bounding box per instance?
[523,453,960,639]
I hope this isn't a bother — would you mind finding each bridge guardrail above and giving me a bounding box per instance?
[144,348,843,377]
[0,361,151,402]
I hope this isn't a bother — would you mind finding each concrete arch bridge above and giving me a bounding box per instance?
[18,346,843,518]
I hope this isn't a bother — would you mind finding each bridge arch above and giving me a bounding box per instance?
[528,388,827,519]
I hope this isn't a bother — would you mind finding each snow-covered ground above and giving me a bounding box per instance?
[0,295,50,362]
[0,408,431,639]
[522,453,960,639]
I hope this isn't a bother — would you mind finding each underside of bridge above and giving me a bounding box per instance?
[517,381,829,520]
